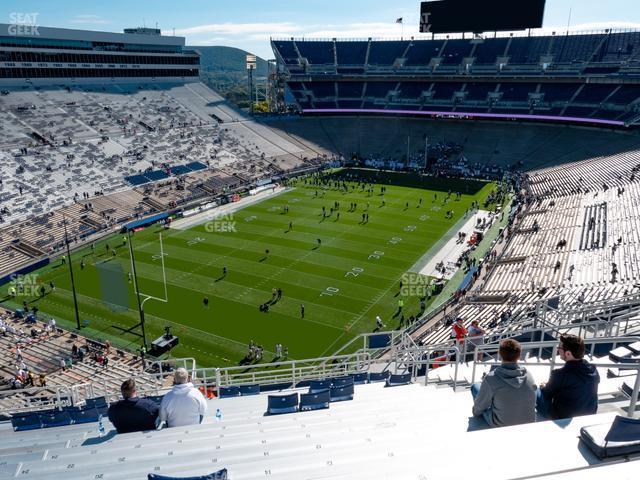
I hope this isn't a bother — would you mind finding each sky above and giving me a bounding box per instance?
[0,0,639,58]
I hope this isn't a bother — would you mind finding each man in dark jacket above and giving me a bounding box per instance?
[537,334,600,420]
[108,378,159,434]
[471,339,537,427]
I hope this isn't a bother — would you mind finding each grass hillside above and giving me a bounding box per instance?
[190,45,269,108]
[192,45,269,77]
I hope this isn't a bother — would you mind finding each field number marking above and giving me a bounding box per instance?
[404,225,417,232]
[152,253,168,261]
[388,237,402,245]
[244,216,257,222]
[187,237,205,246]
[320,287,340,297]
[419,215,430,221]
[345,267,364,278]
[368,251,385,260]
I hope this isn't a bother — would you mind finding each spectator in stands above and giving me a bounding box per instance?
[537,335,600,420]
[108,378,159,434]
[471,339,537,428]
[159,367,207,428]
[467,321,486,361]
[452,318,467,344]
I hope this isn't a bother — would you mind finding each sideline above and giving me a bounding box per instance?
[410,210,494,279]
[171,186,291,230]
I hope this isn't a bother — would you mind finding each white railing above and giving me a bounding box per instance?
[200,352,375,392]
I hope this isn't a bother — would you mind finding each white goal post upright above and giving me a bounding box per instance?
[127,229,170,349]
[130,231,169,305]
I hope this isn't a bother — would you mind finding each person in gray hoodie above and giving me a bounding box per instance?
[471,338,537,428]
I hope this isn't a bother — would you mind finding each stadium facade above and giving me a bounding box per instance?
[272,31,640,127]
[0,24,200,85]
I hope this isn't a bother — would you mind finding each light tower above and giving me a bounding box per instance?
[246,54,256,115]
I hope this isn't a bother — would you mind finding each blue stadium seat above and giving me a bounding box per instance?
[300,390,331,411]
[11,412,41,431]
[368,371,390,383]
[218,386,242,398]
[267,393,299,415]
[353,372,369,384]
[239,384,260,396]
[39,409,72,428]
[185,161,207,171]
[147,468,228,480]
[368,334,391,349]
[329,376,354,387]
[85,396,107,410]
[309,380,332,394]
[329,384,354,402]
[66,406,100,424]
[386,373,412,387]
[145,395,165,404]
[580,416,640,459]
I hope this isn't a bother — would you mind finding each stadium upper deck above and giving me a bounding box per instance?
[0,24,200,85]
[272,31,640,127]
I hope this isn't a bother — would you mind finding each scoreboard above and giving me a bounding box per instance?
[420,0,546,34]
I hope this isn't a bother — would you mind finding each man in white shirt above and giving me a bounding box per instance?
[159,367,207,428]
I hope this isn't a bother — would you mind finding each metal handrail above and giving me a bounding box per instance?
[199,352,374,391]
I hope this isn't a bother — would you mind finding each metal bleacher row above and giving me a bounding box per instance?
[0,82,335,280]
[0,307,161,415]
[1,335,639,480]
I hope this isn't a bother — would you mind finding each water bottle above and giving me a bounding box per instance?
[215,408,222,422]
[98,415,105,437]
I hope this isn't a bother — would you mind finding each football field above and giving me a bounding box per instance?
[3,170,498,367]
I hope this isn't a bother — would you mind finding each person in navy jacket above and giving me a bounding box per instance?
[537,334,600,420]
[108,378,159,434]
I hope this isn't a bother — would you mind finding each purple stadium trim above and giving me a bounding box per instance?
[302,108,626,127]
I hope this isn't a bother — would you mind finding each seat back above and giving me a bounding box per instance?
[68,407,99,424]
[605,415,640,443]
[368,371,390,383]
[85,396,108,409]
[39,409,72,428]
[300,390,331,411]
[147,468,228,479]
[309,380,332,394]
[352,372,369,384]
[239,384,260,396]
[330,384,354,402]
[329,376,354,387]
[386,373,412,387]
[11,413,41,431]
[218,386,242,398]
[145,395,165,404]
[267,393,299,415]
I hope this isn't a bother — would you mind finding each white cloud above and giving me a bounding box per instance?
[169,22,301,37]
[69,15,110,25]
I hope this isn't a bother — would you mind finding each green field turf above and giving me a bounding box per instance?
[2,170,497,367]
